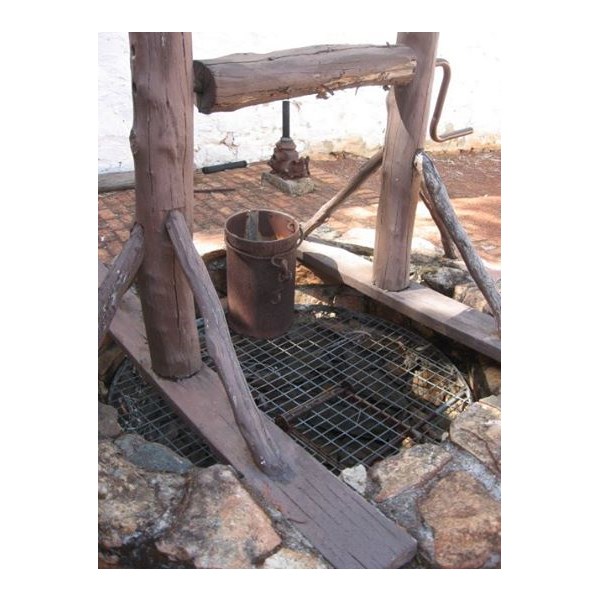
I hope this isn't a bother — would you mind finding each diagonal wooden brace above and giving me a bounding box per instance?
[165,210,293,481]
[98,222,144,348]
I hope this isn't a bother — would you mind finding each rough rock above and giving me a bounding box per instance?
[98,402,122,439]
[454,282,491,314]
[370,443,453,502]
[260,548,330,569]
[423,266,472,297]
[449,402,501,475]
[339,464,368,495]
[470,358,501,398]
[419,471,501,568]
[115,433,194,475]
[155,465,281,568]
[98,440,187,550]
[480,394,501,410]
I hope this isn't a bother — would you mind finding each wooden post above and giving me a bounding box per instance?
[129,32,202,379]
[372,33,439,290]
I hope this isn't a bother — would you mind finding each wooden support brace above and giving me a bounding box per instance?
[98,222,144,348]
[303,149,384,237]
[193,44,416,113]
[417,151,501,332]
[419,184,458,259]
[166,210,292,481]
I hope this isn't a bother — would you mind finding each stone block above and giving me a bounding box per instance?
[261,548,330,569]
[419,471,501,568]
[261,172,315,196]
[449,401,501,475]
[369,443,453,502]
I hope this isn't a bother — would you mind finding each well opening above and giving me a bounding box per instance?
[108,304,472,475]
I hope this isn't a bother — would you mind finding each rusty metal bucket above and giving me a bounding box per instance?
[225,209,301,338]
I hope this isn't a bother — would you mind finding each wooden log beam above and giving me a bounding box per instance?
[129,32,202,379]
[417,151,501,332]
[98,223,144,348]
[166,210,291,480]
[373,33,439,291]
[193,44,416,114]
[303,149,384,237]
[98,260,418,568]
[297,240,501,361]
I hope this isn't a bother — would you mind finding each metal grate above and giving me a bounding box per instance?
[108,305,472,474]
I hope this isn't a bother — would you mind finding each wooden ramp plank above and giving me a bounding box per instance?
[297,240,501,362]
[99,261,417,569]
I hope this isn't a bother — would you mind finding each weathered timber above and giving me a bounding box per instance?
[98,223,144,347]
[373,33,439,290]
[98,171,135,193]
[129,32,202,378]
[98,260,417,568]
[193,44,416,114]
[419,185,458,259]
[303,149,383,237]
[297,240,500,361]
[417,151,501,332]
[166,210,290,480]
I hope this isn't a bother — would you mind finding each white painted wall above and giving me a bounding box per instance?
[98,32,500,174]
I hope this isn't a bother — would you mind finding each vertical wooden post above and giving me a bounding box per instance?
[129,32,202,378]
[372,32,439,290]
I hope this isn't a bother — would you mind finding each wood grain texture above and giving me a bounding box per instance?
[98,223,144,347]
[373,33,439,291]
[193,44,416,113]
[419,184,458,259]
[166,210,291,480]
[98,260,417,569]
[418,151,501,332]
[129,32,202,378]
[297,240,500,361]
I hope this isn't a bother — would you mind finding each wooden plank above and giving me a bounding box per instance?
[98,171,135,193]
[297,240,501,362]
[129,32,202,378]
[193,43,416,113]
[373,33,439,290]
[99,261,417,569]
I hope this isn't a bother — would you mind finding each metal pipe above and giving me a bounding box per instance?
[282,100,290,139]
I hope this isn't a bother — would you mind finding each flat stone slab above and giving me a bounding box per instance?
[450,401,501,475]
[419,471,501,568]
[261,172,315,196]
[370,443,453,502]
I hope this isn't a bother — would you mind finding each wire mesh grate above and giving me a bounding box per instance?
[108,305,472,474]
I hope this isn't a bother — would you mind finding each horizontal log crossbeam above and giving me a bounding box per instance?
[193,43,417,113]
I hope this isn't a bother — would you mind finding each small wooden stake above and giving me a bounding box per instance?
[98,223,144,348]
[417,151,501,332]
[166,210,292,480]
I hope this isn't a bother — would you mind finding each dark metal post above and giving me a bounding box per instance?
[282,100,290,139]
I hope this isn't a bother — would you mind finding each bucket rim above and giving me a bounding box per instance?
[224,208,301,248]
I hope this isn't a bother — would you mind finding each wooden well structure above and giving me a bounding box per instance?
[98,32,500,569]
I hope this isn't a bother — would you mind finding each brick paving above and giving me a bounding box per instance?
[98,151,501,268]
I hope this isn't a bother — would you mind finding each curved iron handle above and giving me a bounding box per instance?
[430,58,474,143]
